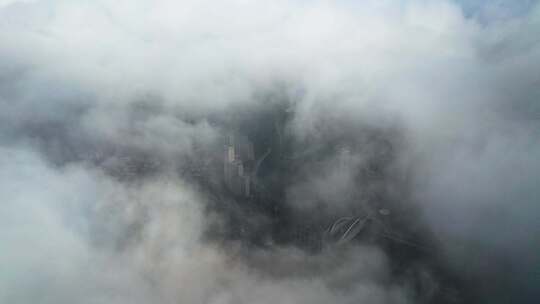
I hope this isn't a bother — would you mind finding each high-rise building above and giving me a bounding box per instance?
[223,134,254,197]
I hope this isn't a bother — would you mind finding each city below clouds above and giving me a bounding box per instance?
[1,1,539,303]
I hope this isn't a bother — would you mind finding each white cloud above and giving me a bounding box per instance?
[1,0,539,302]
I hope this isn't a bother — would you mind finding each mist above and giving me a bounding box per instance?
[1,0,539,303]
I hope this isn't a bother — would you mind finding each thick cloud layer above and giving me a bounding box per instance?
[1,0,539,303]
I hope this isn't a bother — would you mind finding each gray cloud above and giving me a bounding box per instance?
[1,0,539,303]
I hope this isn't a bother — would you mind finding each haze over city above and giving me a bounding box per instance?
[1,1,539,303]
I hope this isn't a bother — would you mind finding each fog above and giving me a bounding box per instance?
[1,0,539,303]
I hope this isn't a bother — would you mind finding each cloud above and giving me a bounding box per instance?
[0,146,411,304]
[1,0,539,303]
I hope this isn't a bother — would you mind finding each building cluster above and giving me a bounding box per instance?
[223,134,255,197]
